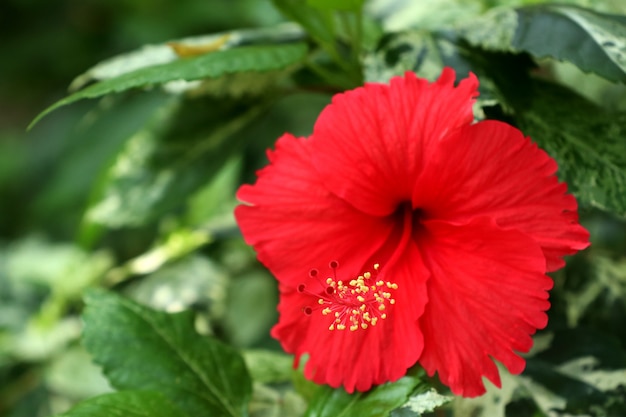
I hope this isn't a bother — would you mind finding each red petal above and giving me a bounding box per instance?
[414,120,589,272]
[417,217,553,397]
[310,69,478,217]
[235,133,395,286]
[272,241,429,392]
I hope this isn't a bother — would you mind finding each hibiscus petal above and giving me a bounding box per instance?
[310,69,478,217]
[235,133,395,286]
[271,240,429,393]
[413,120,589,272]
[417,217,552,397]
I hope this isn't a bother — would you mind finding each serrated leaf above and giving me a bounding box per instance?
[307,0,364,12]
[517,80,626,217]
[304,376,422,417]
[30,42,307,128]
[83,289,252,417]
[460,5,626,83]
[56,391,187,417]
[69,24,305,91]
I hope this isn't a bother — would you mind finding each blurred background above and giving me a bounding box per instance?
[1,1,626,416]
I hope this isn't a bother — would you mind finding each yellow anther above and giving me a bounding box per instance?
[374,263,380,270]
[383,292,391,299]
[371,317,378,325]
[363,312,371,321]
[329,324,335,331]
[359,304,366,311]
[349,279,357,286]
[322,307,332,315]
[363,272,371,279]
[337,324,346,330]
[357,296,365,303]
[379,304,386,311]
[390,299,396,304]
[361,323,368,329]
[380,313,387,319]
[350,325,358,331]
[318,298,325,304]
[352,309,359,315]
[335,312,340,317]
[376,280,384,286]
[335,318,341,323]
[326,278,333,284]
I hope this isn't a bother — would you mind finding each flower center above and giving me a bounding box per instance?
[299,261,398,331]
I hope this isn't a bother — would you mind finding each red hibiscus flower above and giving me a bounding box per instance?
[234,68,590,397]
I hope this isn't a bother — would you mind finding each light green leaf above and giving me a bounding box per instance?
[69,24,305,91]
[224,271,278,348]
[46,345,111,400]
[518,80,626,217]
[86,101,264,228]
[307,0,364,12]
[304,375,422,417]
[56,391,187,417]
[30,42,307,128]
[83,289,252,417]
[392,388,452,416]
[363,30,474,83]
[242,350,294,384]
[461,5,626,83]
[249,383,307,417]
[125,255,227,316]
[367,0,483,32]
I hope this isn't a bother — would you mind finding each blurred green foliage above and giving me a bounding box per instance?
[2,0,626,416]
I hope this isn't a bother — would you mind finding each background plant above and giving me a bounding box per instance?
[1,0,626,416]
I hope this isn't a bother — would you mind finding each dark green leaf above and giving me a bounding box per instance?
[272,0,336,47]
[460,5,626,83]
[30,43,307,128]
[517,80,626,217]
[83,289,252,417]
[304,375,422,417]
[307,0,364,12]
[56,391,187,417]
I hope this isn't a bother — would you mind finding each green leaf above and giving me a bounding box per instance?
[68,24,306,91]
[304,375,422,417]
[391,388,451,416]
[56,391,187,417]
[363,30,467,83]
[30,43,307,128]
[224,271,278,347]
[83,289,252,417]
[517,80,626,217]
[307,0,364,12]
[272,0,336,47]
[242,350,294,384]
[85,100,265,228]
[460,5,626,83]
